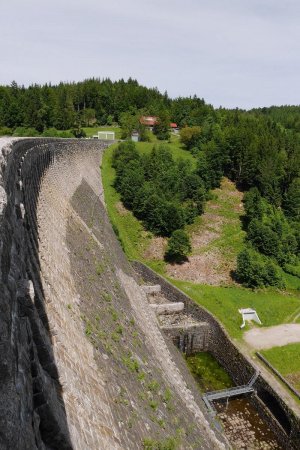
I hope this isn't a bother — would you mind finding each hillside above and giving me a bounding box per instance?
[102,140,300,341]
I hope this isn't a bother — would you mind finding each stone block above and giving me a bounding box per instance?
[149,302,184,315]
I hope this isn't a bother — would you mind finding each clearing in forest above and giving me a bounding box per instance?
[166,178,246,285]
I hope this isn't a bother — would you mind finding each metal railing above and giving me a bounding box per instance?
[202,370,259,415]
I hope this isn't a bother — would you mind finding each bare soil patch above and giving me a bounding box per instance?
[243,324,300,350]
[167,249,233,285]
[191,229,219,248]
[166,178,244,286]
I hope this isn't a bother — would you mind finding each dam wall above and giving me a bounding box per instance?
[0,138,225,450]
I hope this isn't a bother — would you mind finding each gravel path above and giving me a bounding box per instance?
[244,324,300,349]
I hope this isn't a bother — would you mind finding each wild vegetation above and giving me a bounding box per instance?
[110,116,300,287]
[185,352,233,391]
[112,141,205,260]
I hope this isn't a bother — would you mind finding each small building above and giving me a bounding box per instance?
[131,131,139,142]
[239,308,262,329]
[92,131,115,140]
[140,116,179,133]
[170,123,179,134]
[140,116,158,131]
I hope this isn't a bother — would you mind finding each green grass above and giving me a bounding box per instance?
[186,352,233,391]
[170,279,300,339]
[281,270,300,291]
[134,137,196,167]
[261,344,300,390]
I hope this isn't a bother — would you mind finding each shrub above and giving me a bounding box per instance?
[142,437,177,450]
[72,128,86,138]
[13,127,40,137]
[236,248,285,288]
[247,219,279,257]
[243,187,264,224]
[58,130,75,138]
[112,141,139,172]
[42,127,59,137]
[0,126,13,136]
[180,126,202,150]
[165,230,191,262]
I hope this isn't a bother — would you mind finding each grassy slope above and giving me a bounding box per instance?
[170,280,300,339]
[261,344,300,375]
[261,344,300,388]
[189,180,246,259]
[102,143,151,260]
[101,139,300,341]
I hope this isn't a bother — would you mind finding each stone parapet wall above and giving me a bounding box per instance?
[133,261,300,450]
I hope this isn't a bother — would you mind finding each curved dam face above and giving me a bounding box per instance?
[0,138,225,449]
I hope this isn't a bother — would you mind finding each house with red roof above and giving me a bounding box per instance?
[139,116,158,129]
[140,116,178,132]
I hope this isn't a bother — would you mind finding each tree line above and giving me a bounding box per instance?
[0,78,213,136]
[1,77,299,286]
[0,78,170,133]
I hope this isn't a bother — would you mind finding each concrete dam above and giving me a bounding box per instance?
[0,138,226,449]
[0,138,299,449]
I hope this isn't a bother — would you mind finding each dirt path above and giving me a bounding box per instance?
[243,324,300,349]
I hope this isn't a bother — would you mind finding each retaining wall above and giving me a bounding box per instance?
[161,322,210,354]
[133,261,300,449]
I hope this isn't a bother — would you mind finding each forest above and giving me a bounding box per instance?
[0,78,299,287]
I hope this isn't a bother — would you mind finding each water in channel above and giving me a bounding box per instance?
[186,353,282,449]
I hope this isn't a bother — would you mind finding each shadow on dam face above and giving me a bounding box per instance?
[0,139,73,449]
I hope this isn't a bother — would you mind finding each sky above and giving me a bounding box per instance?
[0,0,299,109]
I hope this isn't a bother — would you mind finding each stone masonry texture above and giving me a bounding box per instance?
[0,138,226,450]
